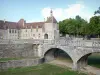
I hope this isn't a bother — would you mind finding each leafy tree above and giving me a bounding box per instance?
[94,7,100,15]
[59,20,68,36]
[59,15,88,37]
[89,16,100,37]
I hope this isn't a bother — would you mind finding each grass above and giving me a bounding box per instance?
[0,58,21,62]
[88,54,100,68]
[0,64,87,75]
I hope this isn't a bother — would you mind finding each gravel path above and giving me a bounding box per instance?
[49,59,100,75]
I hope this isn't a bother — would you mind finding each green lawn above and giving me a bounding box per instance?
[0,64,87,75]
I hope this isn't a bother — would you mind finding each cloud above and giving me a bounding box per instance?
[64,4,85,18]
[41,3,93,22]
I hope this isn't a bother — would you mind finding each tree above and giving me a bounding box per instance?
[59,20,68,36]
[89,16,100,37]
[94,7,100,15]
[59,15,88,37]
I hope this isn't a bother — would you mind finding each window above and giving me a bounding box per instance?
[9,29,11,33]
[15,30,16,33]
[44,34,48,39]
[12,29,14,33]
[38,34,40,38]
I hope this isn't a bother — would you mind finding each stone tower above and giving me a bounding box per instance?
[44,9,59,40]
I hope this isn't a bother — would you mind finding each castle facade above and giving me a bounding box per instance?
[0,10,59,40]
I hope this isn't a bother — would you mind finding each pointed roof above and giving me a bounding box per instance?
[46,16,57,23]
[46,9,57,23]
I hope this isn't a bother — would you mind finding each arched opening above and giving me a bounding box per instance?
[44,34,48,39]
[77,53,100,69]
[43,48,73,67]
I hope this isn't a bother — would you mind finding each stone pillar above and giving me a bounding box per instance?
[72,62,79,71]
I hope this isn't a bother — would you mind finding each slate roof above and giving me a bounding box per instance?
[0,15,57,29]
[46,16,57,23]
[0,19,44,29]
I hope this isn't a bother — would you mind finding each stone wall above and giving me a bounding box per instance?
[0,44,38,58]
[0,58,43,70]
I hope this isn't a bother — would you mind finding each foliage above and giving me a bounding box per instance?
[59,10,100,38]
[89,16,100,36]
[59,15,88,36]
[94,7,100,15]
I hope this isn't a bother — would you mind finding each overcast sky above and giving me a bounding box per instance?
[0,0,100,22]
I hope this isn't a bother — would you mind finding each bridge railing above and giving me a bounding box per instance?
[92,41,100,48]
[0,39,44,44]
[0,39,100,48]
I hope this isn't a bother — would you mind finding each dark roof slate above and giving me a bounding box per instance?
[0,20,44,29]
[46,16,57,23]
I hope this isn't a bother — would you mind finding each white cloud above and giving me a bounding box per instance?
[64,4,85,18]
[41,3,93,22]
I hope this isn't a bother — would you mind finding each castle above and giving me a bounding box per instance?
[0,10,59,40]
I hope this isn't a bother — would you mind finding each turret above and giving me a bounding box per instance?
[44,9,59,40]
[45,9,57,23]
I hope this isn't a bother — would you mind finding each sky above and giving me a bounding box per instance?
[0,0,100,22]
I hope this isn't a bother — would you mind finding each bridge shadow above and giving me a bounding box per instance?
[42,48,73,65]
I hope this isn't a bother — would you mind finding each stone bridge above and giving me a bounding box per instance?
[38,38,100,70]
[0,38,100,70]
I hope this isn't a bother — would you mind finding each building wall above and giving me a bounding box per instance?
[20,28,44,39]
[44,23,59,40]
[0,22,59,40]
[0,29,4,39]
[0,29,9,39]
[8,29,19,39]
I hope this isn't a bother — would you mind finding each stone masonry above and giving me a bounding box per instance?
[0,38,100,70]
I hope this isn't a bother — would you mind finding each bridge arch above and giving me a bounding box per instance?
[77,52,100,69]
[43,47,73,63]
